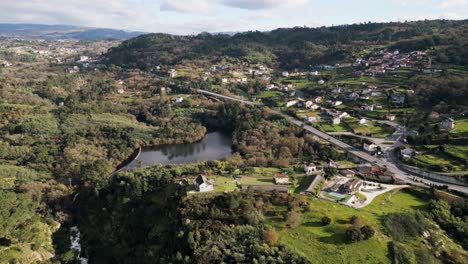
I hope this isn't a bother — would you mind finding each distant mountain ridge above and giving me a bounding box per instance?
[0,23,145,40]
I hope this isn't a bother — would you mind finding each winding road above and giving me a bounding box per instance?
[195,89,468,194]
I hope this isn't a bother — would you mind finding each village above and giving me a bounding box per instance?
[185,159,407,209]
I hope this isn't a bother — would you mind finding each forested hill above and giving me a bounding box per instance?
[105,19,468,70]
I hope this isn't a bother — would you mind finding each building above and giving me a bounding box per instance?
[390,94,405,104]
[286,100,298,108]
[309,70,319,76]
[282,71,289,77]
[359,118,367,124]
[304,162,318,175]
[428,111,440,119]
[440,118,455,130]
[274,173,290,185]
[363,143,378,153]
[221,78,228,83]
[386,114,396,121]
[333,101,343,106]
[313,96,323,103]
[175,97,184,103]
[306,114,319,123]
[339,179,363,194]
[400,148,415,158]
[318,79,325,85]
[194,175,214,192]
[360,105,374,111]
[168,69,177,78]
[340,169,356,177]
[302,174,324,195]
[117,89,125,94]
[332,116,341,125]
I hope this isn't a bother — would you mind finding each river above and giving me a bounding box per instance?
[123,131,233,170]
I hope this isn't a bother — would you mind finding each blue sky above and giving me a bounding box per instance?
[0,0,466,34]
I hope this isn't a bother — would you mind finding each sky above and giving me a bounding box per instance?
[0,0,467,34]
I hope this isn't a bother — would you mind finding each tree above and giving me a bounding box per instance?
[286,210,302,228]
[345,227,362,242]
[321,216,331,226]
[360,225,375,240]
[263,229,279,246]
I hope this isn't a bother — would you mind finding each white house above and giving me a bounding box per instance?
[338,112,349,119]
[175,97,184,103]
[306,114,318,123]
[359,118,367,124]
[282,71,289,77]
[117,89,125,94]
[304,163,318,175]
[274,173,290,185]
[440,118,455,130]
[333,101,343,106]
[309,70,319,76]
[221,78,229,83]
[241,77,248,83]
[364,143,378,153]
[361,105,374,111]
[79,56,89,62]
[265,84,275,90]
[194,175,214,192]
[168,69,177,78]
[318,79,325,85]
[332,116,341,125]
[313,96,323,103]
[386,115,396,121]
[286,100,298,108]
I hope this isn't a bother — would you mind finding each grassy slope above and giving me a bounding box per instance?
[269,189,427,264]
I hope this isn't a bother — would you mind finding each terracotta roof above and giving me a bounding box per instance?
[274,173,288,178]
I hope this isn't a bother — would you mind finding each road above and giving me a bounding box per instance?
[195,89,468,194]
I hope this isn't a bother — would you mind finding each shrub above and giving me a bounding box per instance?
[263,229,279,246]
[321,216,331,226]
[360,225,375,240]
[345,227,362,242]
[286,210,302,228]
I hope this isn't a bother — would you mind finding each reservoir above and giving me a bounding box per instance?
[124,132,233,170]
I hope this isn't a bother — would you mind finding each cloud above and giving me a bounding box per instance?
[160,0,311,13]
[220,0,310,10]
[439,0,468,8]
[160,0,212,13]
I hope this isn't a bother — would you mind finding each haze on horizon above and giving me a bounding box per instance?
[0,0,467,34]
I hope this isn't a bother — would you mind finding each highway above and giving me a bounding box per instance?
[195,89,468,194]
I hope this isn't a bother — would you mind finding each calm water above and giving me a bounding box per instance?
[125,132,232,169]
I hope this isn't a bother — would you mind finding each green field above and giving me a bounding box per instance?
[315,122,350,132]
[451,118,468,134]
[445,145,468,160]
[255,90,287,98]
[268,189,428,264]
[212,175,238,192]
[345,117,394,138]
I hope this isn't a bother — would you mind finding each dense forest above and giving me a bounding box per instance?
[105,20,468,70]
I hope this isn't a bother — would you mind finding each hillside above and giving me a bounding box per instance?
[0,23,144,40]
[105,19,468,70]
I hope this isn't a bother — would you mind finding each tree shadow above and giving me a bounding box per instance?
[302,221,324,227]
[317,233,347,245]
[257,178,274,183]
[336,219,348,224]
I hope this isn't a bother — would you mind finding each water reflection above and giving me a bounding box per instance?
[126,132,232,168]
